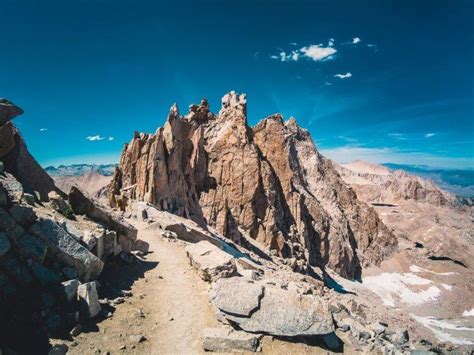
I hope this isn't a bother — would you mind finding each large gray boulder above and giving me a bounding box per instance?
[185,241,237,282]
[202,327,261,352]
[211,277,334,337]
[210,277,263,316]
[30,218,104,281]
[0,232,11,258]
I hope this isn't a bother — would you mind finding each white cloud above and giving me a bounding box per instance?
[300,44,337,61]
[328,38,335,47]
[367,43,376,48]
[290,42,298,46]
[334,72,352,79]
[86,135,115,142]
[39,128,48,132]
[425,133,435,138]
[272,41,337,62]
[325,81,332,86]
[320,145,474,169]
[352,37,361,44]
[86,135,105,141]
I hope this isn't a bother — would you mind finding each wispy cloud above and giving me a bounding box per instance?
[388,133,408,140]
[425,133,435,138]
[352,37,361,44]
[39,128,48,132]
[334,72,352,79]
[86,135,115,142]
[320,145,474,169]
[272,42,337,62]
[337,135,358,143]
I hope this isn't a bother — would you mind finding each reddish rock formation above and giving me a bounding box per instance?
[108,92,397,279]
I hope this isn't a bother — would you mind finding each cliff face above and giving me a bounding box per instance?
[108,92,397,279]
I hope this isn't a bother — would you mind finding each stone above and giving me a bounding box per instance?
[48,343,68,355]
[107,92,397,280]
[30,261,63,287]
[202,327,261,352]
[0,186,6,206]
[22,192,36,205]
[48,191,70,215]
[129,334,146,343]
[30,218,104,281]
[62,279,81,302]
[370,322,387,335]
[210,277,264,317]
[70,324,82,336]
[69,186,137,251]
[0,232,11,258]
[0,172,23,202]
[391,329,409,345]
[16,234,48,264]
[62,266,79,279]
[9,204,37,226]
[0,98,23,126]
[211,278,334,337]
[185,241,237,282]
[133,239,150,254]
[77,281,101,319]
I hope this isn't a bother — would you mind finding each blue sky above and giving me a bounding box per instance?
[1,0,473,169]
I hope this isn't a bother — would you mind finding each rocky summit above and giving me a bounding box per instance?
[108,92,397,279]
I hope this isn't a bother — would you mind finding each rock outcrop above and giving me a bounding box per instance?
[109,92,396,279]
[0,98,137,352]
[0,99,61,201]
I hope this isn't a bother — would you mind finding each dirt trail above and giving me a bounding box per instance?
[62,222,330,354]
[65,222,219,354]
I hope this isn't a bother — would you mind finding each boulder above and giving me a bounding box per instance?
[30,218,104,281]
[15,233,47,263]
[132,239,150,254]
[48,191,69,215]
[29,261,63,287]
[0,172,23,202]
[0,185,6,206]
[211,278,334,337]
[9,204,37,226]
[22,192,36,206]
[0,98,23,126]
[202,327,261,352]
[0,232,11,258]
[77,281,101,319]
[62,279,81,302]
[185,241,237,282]
[69,186,137,251]
[210,277,264,316]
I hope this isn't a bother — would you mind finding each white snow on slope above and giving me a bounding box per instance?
[463,309,474,317]
[363,272,445,307]
[411,314,474,345]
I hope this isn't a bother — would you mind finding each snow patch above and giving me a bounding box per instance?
[463,309,474,317]
[363,272,441,307]
[411,314,474,345]
[410,265,456,276]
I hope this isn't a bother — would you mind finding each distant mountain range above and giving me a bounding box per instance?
[383,163,474,198]
[44,162,474,198]
[45,163,116,177]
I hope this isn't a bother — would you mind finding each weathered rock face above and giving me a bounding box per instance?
[0,99,61,201]
[109,92,397,279]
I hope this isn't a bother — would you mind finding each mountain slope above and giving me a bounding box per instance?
[108,92,396,279]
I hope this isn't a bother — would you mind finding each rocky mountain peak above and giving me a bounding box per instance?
[108,92,397,280]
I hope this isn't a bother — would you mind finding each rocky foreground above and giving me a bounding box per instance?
[0,95,473,354]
